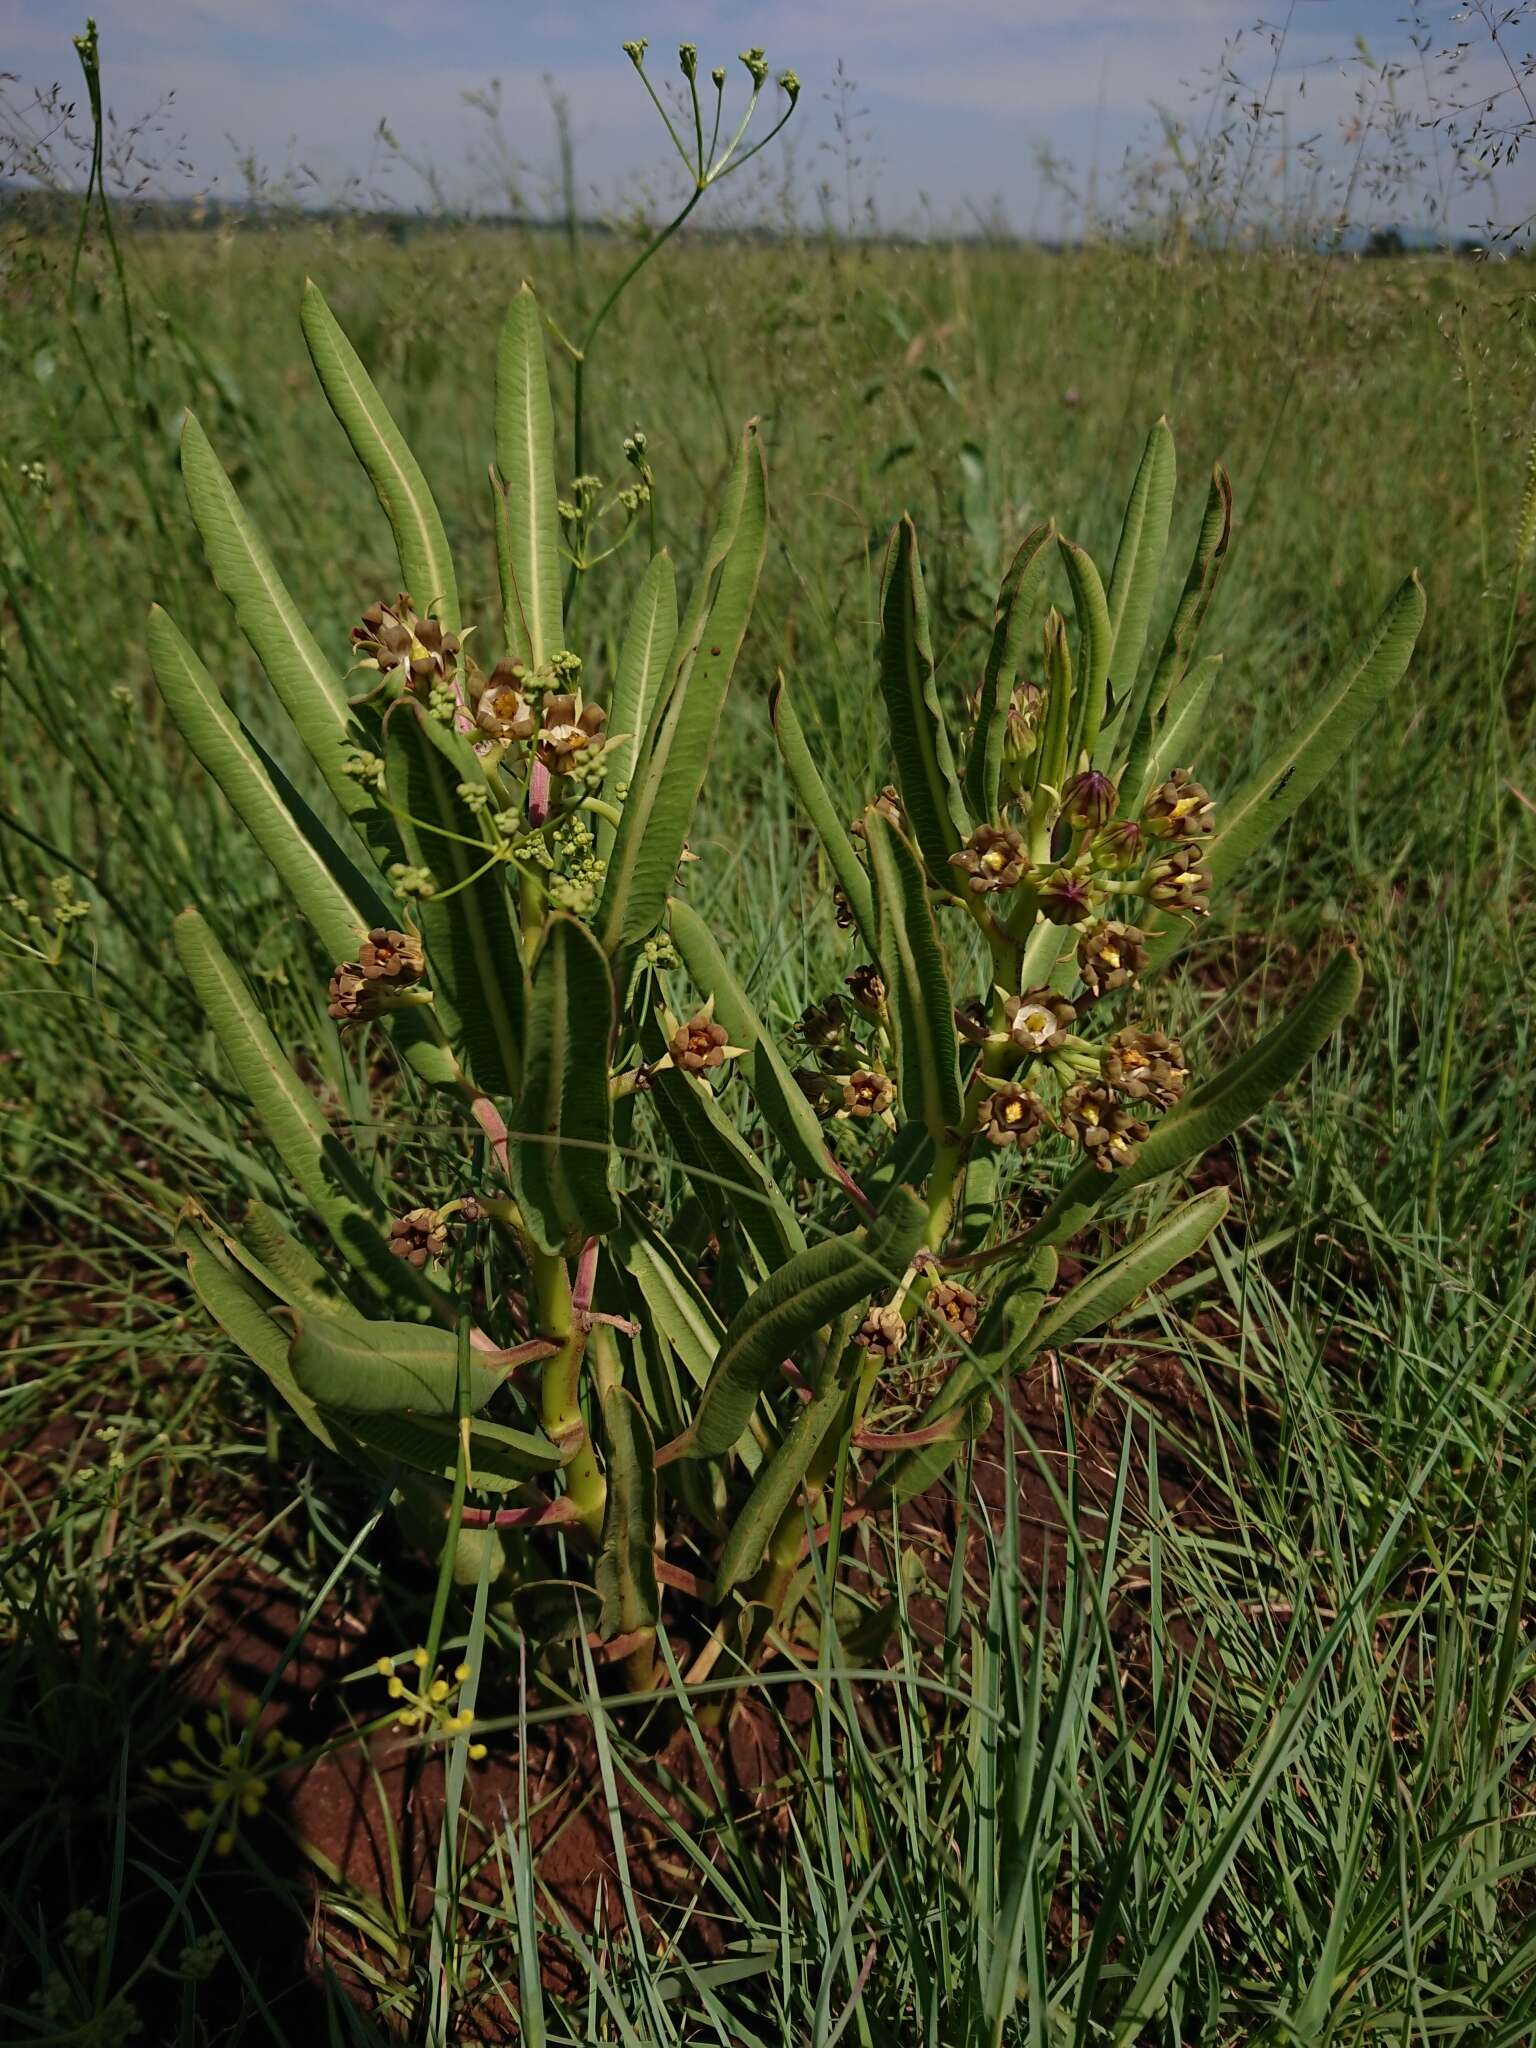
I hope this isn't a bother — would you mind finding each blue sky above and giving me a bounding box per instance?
[3,2,1525,235]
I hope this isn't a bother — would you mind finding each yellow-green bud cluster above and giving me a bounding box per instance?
[374,1648,487,1759]
[145,1688,302,1857]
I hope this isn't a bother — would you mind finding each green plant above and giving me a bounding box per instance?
[148,255,1425,1688]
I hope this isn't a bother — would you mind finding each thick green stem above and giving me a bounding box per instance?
[755,1491,814,1635]
[535,1252,605,1541]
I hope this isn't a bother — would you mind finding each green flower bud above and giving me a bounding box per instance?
[1003,681,1044,761]
[1093,817,1146,870]
[1037,868,1094,924]
[1062,767,1118,830]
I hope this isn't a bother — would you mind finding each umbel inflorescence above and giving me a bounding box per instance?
[150,55,1423,1685]
[791,752,1213,1181]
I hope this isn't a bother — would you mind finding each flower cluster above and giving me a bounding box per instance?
[789,972,905,1130]
[146,1689,303,1857]
[946,751,1216,944]
[350,592,460,693]
[327,925,428,1022]
[387,1196,480,1267]
[791,741,1212,1179]
[375,1649,487,1758]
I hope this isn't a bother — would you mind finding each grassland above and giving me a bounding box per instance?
[2,202,1534,2043]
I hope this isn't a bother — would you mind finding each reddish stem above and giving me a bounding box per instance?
[466,1093,511,1178]
[458,1494,584,1531]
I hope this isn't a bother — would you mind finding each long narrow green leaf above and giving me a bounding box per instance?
[879,515,970,878]
[595,1388,660,1637]
[865,810,963,1141]
[964,519,1055,820]
[714,1370,852,1598]
[668,897,836,1185]
[287,1308,510,1415]
[1114,463,1233,777]
[244,724,457,1090]
[1108,1565,1394,2045]
[1027,1187,1229,1355]
[179,1194,360,1327]
[172,908,424,1308]
[613,1196,724,1394]
[508,913,619,1254]
[614,1196,763,1478]
[383,700,524,1095]
[1031,950,1361,1245]
[176,1217,337,1449]
[1060,537,1113,763]
[601,551,678,862]
[1033,607,1074,801]
[596,420,768,956]
[1103,416,1176,709]
[1141,590,1422,967]
[645,1051,806,1278]
[494,282,563,669]
[340,1409,559,1486]
[1123,651,1223,819]
[301,279,461,632]
[769,671,878,955]
[689,1185,926,1461]
[1146,948,1363,1164]
[178,412,375,833]
[148,605,377,965]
